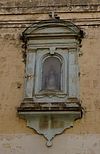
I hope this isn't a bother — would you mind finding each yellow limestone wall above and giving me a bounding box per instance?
[0,1,100,153]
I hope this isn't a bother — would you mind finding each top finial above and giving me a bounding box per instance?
[49,11,60,19]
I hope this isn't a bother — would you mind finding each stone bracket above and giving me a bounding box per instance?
[18,106,82,147]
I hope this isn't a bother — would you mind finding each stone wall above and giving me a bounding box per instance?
[0,0,100,7]
[0,1,100,153]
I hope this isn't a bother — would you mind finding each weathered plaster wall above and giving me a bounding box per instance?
[0,24,100,133]
[0,0,100,7]
[0,134,100,154]
[0,1,100,153]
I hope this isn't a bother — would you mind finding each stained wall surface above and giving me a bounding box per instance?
[0,0,100,7]
[0,1,100,153]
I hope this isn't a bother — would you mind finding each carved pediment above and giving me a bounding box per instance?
[22,19,84,39]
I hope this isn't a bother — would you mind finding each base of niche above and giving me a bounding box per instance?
[17,99,83,147]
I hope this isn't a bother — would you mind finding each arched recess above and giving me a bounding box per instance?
[41,53,63,91]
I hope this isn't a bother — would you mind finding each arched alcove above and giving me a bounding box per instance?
[42,55,62,91]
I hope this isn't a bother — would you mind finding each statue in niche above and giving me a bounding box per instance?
[42,56,61,91]
[45,66,59,90]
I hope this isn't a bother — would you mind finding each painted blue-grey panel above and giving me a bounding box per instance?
[24,52,35,98]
